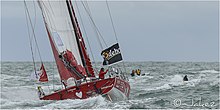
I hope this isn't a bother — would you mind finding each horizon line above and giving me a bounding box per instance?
[0,60,219,63]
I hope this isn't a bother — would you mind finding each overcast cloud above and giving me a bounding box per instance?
[1,1,219,62]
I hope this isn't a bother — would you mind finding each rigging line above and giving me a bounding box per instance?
[38,1,61,88]
[33,0,37,32]
[81,1,108,48]
[84,1,108,47]
[33,0,39,65]
[28,1,37,45]
[105,0,118,42]
[24,1,43,64]
[40,1,57,32]
[81,1,103,49]
[68,0,90,76]
[84,1,103,45]
[38,1,54,89]
[105,1,127,76]
[27,1,37,61]
[75,1,98,74]
[24,1,37,77]
[122,61,128,81]
[28,0,37,54]
[52,65,55,91]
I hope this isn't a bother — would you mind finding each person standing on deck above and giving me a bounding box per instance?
[99,68,108,79]
[37,86,45,98]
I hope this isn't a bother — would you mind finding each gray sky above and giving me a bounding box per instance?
[1,1,219,62]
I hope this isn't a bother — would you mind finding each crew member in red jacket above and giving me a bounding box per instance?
[99,68,108,79]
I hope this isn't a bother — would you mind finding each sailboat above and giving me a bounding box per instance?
[25,0,130,101]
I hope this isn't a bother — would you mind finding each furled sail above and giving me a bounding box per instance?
[38,1,94,81]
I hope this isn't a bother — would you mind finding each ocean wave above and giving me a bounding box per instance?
[209,77,220,88]
[1,95,107,109]
[200,70,219,74]
[1,99,53,109]
[145,84,172,92]
[142,74,203,93]
[36,95,107,109]
[1,87,39,101]
[108,98,154,109]
[134,75,154,80]
[165,75,201,87]
[129,75,154,84]
[178,69,219,75]
[1,62,219,109]
[0,74,23,81]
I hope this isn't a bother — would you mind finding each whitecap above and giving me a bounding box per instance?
[145,84,172,92]
[168,75,184,87]
[37,95,108,109]
[167,75,200,87]
[200,70,219,74]
[129,75,154,84]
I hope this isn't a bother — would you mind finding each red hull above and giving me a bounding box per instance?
[40,77,130,101]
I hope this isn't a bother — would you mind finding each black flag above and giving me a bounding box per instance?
[101,43,123,65]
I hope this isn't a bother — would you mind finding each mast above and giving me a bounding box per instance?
[67,0,95,77]
[66,0,89,76]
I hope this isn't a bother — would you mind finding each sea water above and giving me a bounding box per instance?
[1,62,219,109]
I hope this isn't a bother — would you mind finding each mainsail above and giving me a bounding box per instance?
[38,1,94,82]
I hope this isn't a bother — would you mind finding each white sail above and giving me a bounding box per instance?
[38,1,83,66]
